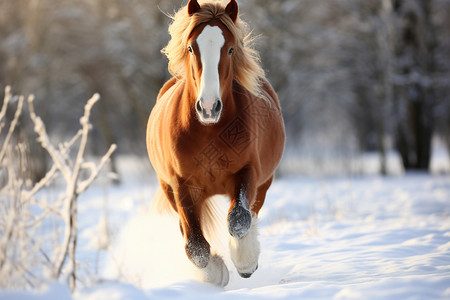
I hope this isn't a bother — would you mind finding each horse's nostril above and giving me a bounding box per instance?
[214,100,222,113]
[196,100,202,113]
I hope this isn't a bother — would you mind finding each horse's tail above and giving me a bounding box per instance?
[151,189,228,251]
[200,196,229,252]
[150,187,176,216]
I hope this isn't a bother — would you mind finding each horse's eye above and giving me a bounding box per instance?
[187,45,193,53]
[228,47,234,55]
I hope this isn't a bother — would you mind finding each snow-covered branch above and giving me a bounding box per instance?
[0,87,116,291]
[0,90,24,164]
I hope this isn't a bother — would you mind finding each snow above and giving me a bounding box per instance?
[1,170,450,299]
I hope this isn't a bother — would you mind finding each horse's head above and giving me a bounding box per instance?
[186,0,238,125]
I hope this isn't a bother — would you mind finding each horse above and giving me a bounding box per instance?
[146,0,285,286]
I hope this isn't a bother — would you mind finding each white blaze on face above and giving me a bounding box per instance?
[196,25,225,115]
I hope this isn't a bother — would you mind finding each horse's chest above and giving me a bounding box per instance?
[174,134,237,183]
[151,96,260,185]
[174,119,257,185]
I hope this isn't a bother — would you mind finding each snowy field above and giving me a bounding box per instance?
[1,162,449,299]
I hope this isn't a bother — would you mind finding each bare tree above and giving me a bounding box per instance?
[391,0,437,170]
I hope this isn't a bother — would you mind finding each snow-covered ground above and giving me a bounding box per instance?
[1,166,449,299]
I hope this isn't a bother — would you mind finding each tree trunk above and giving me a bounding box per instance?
[392,0,436,171]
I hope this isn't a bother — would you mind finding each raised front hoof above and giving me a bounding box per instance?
[228,205,252,239]
[186,240,210,269]
[237,263,258,278]
[202,254,229,287]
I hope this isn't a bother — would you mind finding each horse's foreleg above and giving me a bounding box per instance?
[229,216,259,278]
[166,178,229,286]
[160,179,210,267]
[168,179,209,269]
[228,175,273,278]
[179,199,229,286]
[227,170,255,239]
[181,208,211,269]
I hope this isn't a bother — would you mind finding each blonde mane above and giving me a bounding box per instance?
[162,0,266,100]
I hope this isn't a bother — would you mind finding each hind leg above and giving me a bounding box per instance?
[162,177,229,286]
[228,176,273,278]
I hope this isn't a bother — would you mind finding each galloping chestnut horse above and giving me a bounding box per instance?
[147,0,285,286]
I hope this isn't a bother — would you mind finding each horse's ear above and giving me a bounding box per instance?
[188,0,201,16]
[225,0,238,22]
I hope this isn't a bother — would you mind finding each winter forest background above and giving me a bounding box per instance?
[1,0,450,179]
[1,0,450,297]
